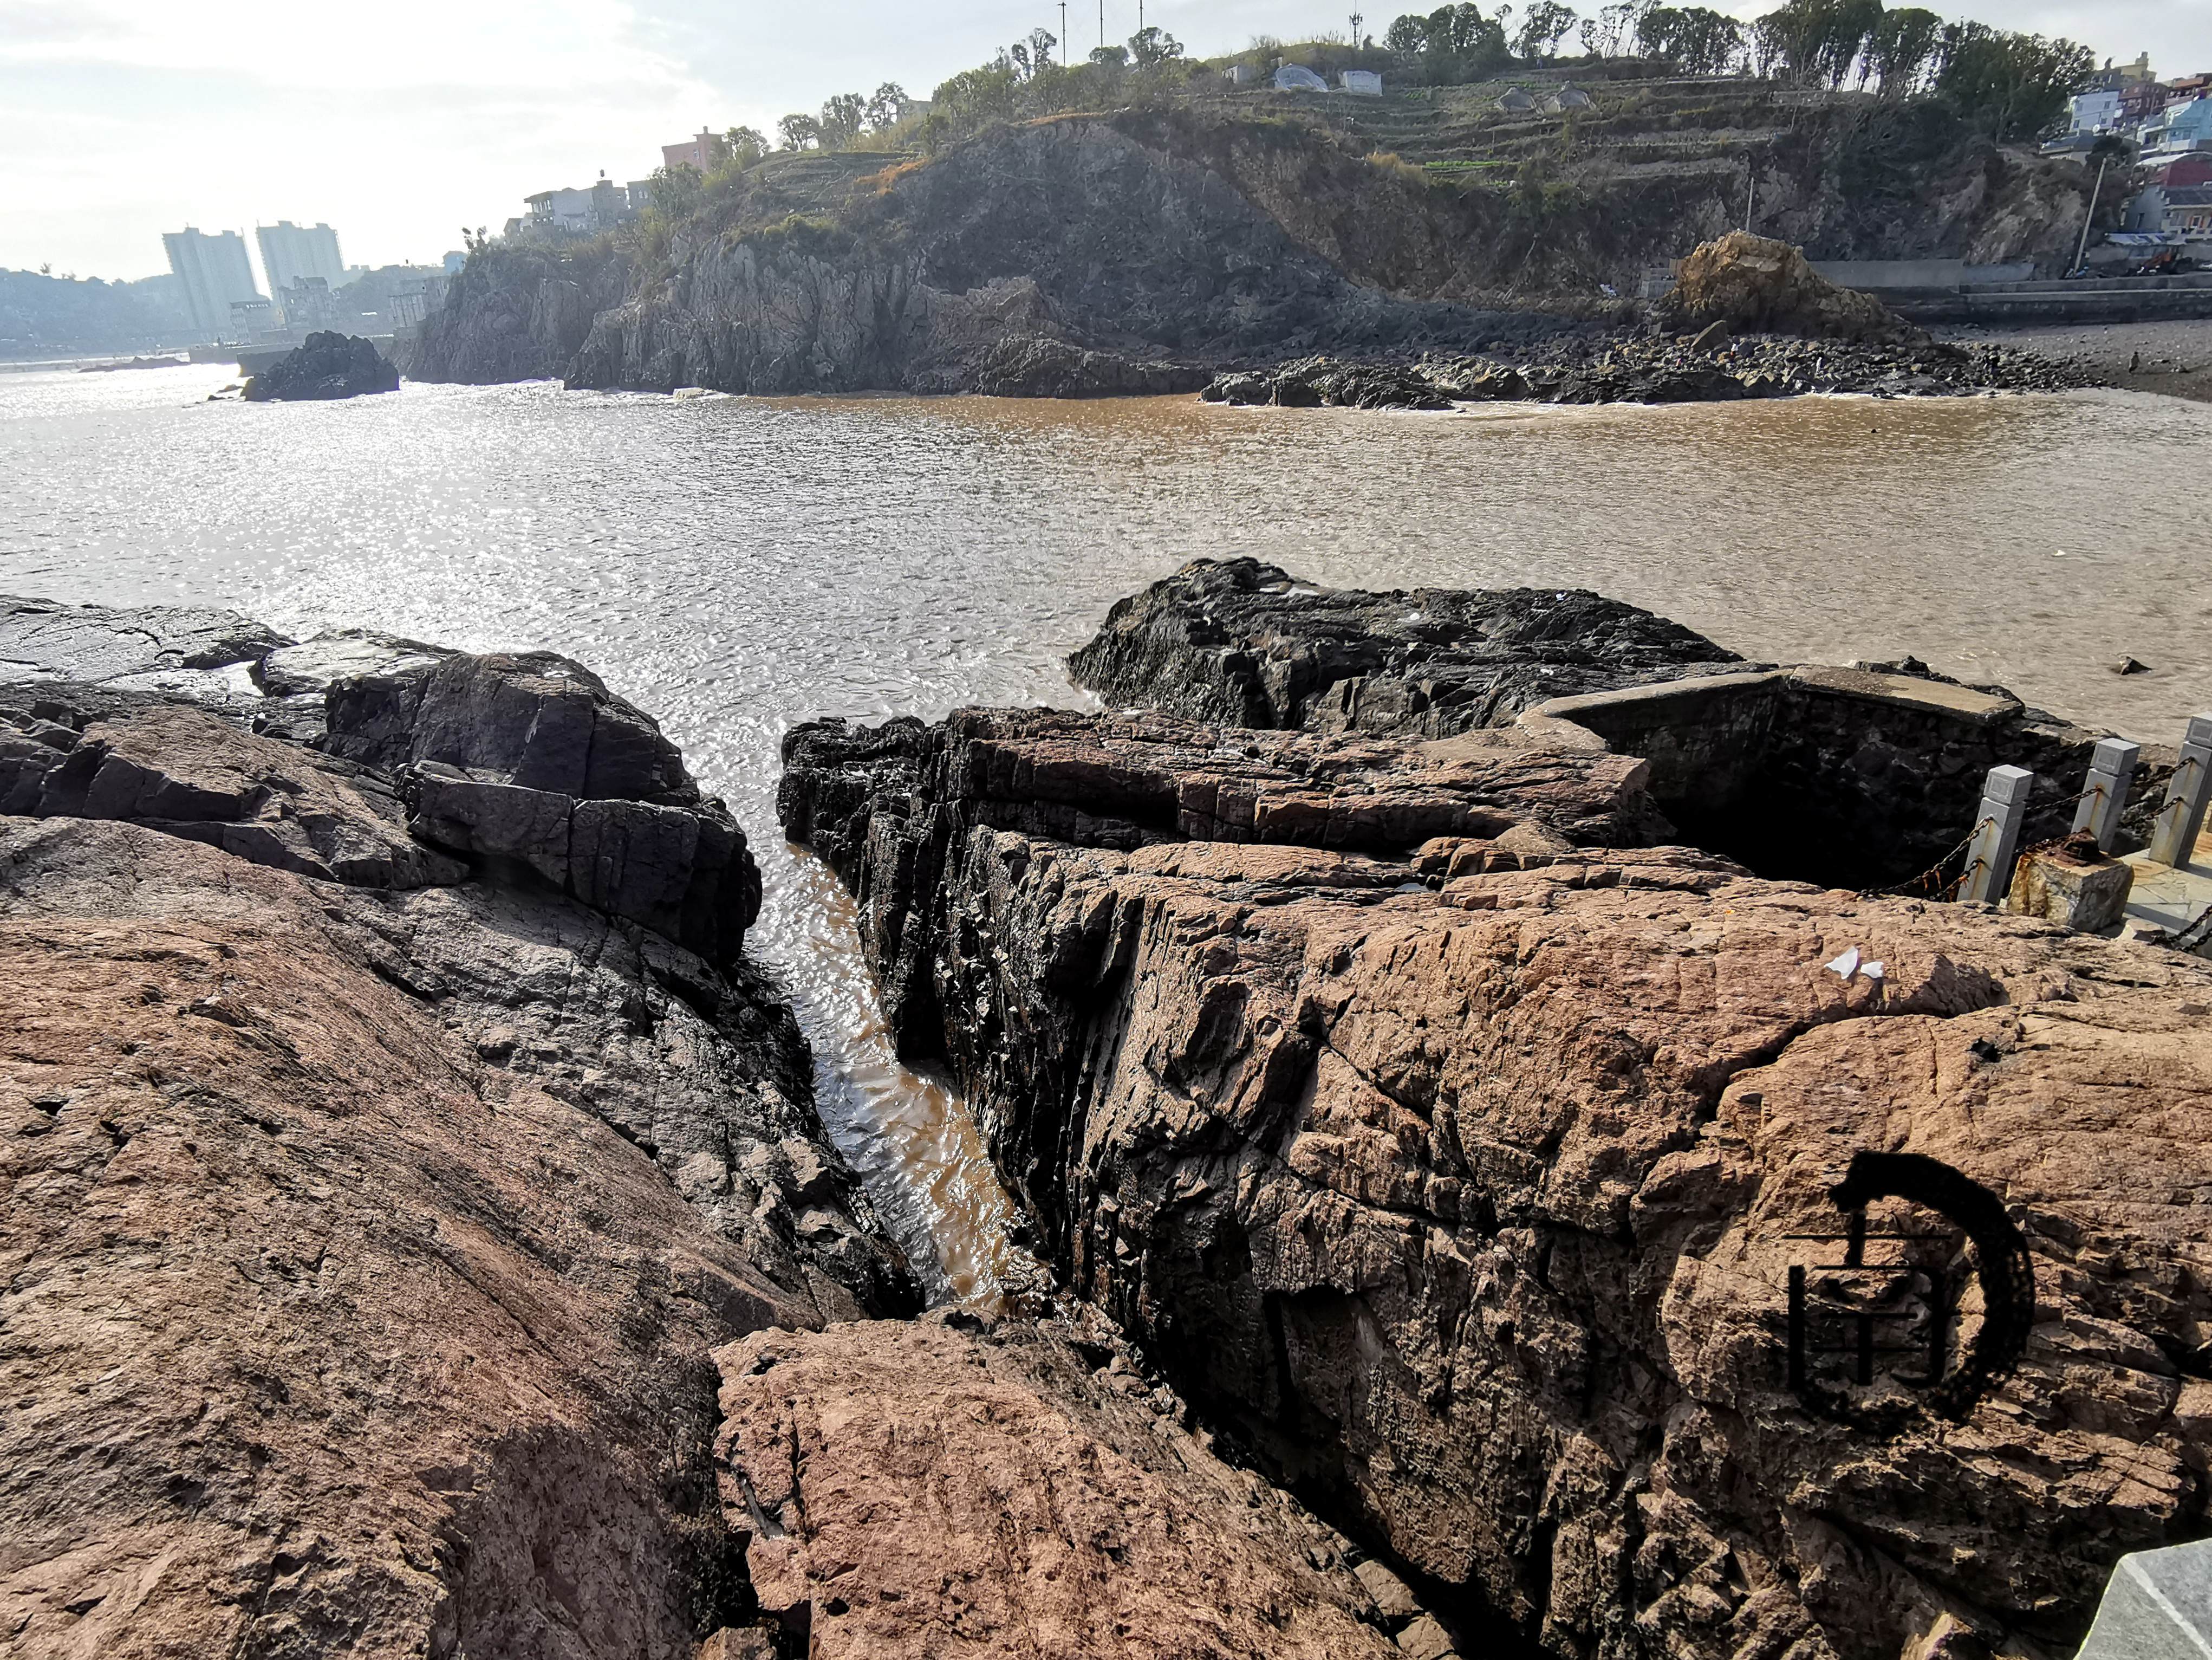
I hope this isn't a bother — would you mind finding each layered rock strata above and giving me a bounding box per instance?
[1068,557,1744,738]
[2,596,919,1657]
[780,699,2212,1660]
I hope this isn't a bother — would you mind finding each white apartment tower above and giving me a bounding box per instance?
[161,228,263,339]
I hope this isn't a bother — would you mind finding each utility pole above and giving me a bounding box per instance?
[2072,153,2110,277]
[1350,9,1364,48]
[1059,0,1067,61]
[1098,0,1104,52]
[1742,155,1756,231]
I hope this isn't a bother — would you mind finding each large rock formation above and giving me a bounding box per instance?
[780,694,2212,1659]
[1068,558,1743,737]
[1658,232,1923,345]
[1,597,919,1658]
[242,331,402,401]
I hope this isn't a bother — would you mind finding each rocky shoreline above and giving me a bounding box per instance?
[777,561,2212,1660]
[12,567,2211,1659]
[1201,331,2096,410]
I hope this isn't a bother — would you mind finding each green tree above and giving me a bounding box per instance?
[1752,0,1881,87]
[1864,7,1941,93]
[818,93,866,148]
[1128,26,1183,67]
[777,113,822,151]
[863,84,910,132]
[1090,43,1130,67]
[1384,12,1428,50]
[1931,22,2093,139]
[1581,0,1651,59]
[1636,5,1742,72]
[721,126,767,165]
[1512,0,1578,57]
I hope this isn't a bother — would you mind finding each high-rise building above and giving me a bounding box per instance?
[256,222,347,306]
[161,228,263,338]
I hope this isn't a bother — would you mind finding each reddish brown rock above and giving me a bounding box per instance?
[711,1314,1403,1660]
[780,704,2212,1660]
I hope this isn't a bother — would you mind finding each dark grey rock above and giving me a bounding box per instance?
[0,593,291,683]
[242,332,400,401]
[1068,557,1743,738]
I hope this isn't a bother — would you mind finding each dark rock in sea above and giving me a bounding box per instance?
[242,330,401,401]
[1199,328,2095,411]
[778,686,2212,1660]
[1067,556,1743,736]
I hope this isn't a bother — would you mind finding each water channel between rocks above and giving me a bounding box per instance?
[4,364,2206,1302]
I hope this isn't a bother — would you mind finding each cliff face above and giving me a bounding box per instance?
[404,242,628,384]
[563,119,1552,396]
[780,665,2212,1658]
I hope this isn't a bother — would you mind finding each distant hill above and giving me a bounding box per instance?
[0,270,197,359]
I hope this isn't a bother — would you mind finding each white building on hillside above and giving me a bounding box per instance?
[161,228,262,338]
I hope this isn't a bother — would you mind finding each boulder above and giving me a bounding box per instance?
[324,650,698,805]
[1067,557,1743,736]
[711,1314,1404,1660]
[1659,231,1924,345]
[780,697,2212,1660]
[241,330,401,401]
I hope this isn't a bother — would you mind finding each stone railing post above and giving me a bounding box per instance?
[2148,715,2212,869]
[2072,737,2141,853]
[1961,764,2034,904]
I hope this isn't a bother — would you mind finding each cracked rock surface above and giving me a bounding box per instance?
[780,698,2212,1660]
[711,1312,1404,1660]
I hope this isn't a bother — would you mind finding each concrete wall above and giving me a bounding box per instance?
[1525,668,2173,891]
[1810,259,2037,289]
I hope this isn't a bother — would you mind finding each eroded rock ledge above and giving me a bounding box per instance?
[782,591,2212,1658]
[2,594,921,1657]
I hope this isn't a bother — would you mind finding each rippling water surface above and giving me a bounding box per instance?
[4,364,2206,1300]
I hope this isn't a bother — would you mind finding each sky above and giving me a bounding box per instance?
[6,0,2208,285]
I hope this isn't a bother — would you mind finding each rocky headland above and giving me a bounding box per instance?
[779,562,2212,1659]
[404,94,2115,407]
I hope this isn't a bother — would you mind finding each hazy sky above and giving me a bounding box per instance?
[6,0,2208,284]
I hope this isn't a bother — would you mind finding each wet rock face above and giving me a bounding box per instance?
[242,330,401,401]
[1,592,292,683]
[1068,557,1742,737]
[711,1314,1406,1660]
[780,701,2212,1659]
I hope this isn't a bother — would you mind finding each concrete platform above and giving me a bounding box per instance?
[2122,831,2212,941]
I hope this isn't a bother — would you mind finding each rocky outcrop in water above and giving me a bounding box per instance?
[1201,331,2093,408]
[1659,231,1922,344]
[779,690,2212,1660]
[1068,557,1743,736]
[242,331,401,401]
[1,595,921,1656]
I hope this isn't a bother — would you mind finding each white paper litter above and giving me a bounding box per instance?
[1860,961,1884,980]
[1825,946,1860,979]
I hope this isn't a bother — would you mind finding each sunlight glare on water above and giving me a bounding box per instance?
[4,362,2206,1300]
